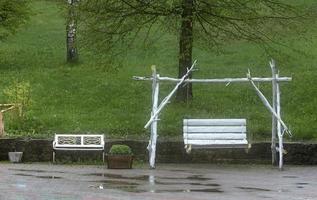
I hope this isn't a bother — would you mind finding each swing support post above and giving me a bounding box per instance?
[148,66,160,169]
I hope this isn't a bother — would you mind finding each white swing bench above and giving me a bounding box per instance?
[183,119,250,153]
[52,134,105,163]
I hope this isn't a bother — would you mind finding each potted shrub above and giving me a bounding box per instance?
[107,144,133,169]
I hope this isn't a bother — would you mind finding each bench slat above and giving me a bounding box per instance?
[184,126,246,133]
[184,133,246,140]
[54,144,104,148]
[183,119,248,150]
[184,139,248,145]
[184,119,246,126]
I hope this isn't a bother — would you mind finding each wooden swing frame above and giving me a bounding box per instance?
[134,60,292,170]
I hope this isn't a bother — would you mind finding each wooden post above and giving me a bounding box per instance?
[276,72,283,170]
[144,60,197,129]
[148,66,159,169]
[247,72,291,136]
[270,60,278,165]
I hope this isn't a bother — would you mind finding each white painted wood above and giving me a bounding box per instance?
[149,67,159,169]
[52,148,104,151]
[134,59,292,169]
[52,134,105,163]
[270,60,278,165]
[276,73,283,170]
[184,133,246,140]
[184,119,246,126]
[53,134,105,149]
[247,71,291,136]
[183,119,248,150]
[190,144,249,149]
[144,60,197,129]
[133,76,292,83]
[184,139,248,145]
[184,126,246,133]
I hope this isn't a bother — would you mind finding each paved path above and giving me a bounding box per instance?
[0,163,316,200]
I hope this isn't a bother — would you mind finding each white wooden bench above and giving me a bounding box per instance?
[183,119,250,153]
[52,134,105,163]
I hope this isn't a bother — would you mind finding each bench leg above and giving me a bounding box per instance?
[53,151,55,164]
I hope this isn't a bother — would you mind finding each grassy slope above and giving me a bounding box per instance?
[0,0,316,141]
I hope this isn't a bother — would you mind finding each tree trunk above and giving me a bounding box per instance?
[176,0,194,102]
[66,0,78,62]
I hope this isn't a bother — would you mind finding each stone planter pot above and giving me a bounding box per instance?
[8,152,23,163]
[106,155,133,169]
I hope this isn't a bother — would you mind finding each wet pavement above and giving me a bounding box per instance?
[0,163,316,200]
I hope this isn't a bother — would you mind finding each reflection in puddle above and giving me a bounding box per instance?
[85,173,213,182]
[236,187,271,192]
[152,188,223,193]
[14,173,62,179]
[190,182,220,187]
[169,169,187,172]
[92,180,139,186]
[9,168,65,174]
[295,182,308,189]
[296,183,309,185]
[89,180,143,193]
[161,175,213,181]
[187,175,212,181]
[88,173,221,193]
[84,173,123,179]
[282,175,298,178]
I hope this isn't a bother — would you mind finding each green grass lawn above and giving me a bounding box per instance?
[0,0,316,141]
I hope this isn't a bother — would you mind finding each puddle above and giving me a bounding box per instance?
[89,180,143,193]
[9,169,47,173]
[94,183,223,194]
[190,183,220,187]
[85,173,213,182]
[14,173,62,179]
[151,188,223,193]
[92,179,139,186]
[236,187,271,192]
[282,175,298,178]
[296,183,309,185]
[36,175,62,179]
[88,173,221,193]
[84,173,124,179]
[161,175,213,181]
[186,175,213,181]
[169,169,189,172]
[295,183,308,189]
[153,181,220,187]
[9,168,65,174]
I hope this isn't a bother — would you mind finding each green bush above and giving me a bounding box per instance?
[109,145,133,155]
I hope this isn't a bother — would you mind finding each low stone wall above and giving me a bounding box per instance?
[0,139,316,164]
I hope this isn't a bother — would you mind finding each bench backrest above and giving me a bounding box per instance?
[53,134,105,149]
[183,119,247,148]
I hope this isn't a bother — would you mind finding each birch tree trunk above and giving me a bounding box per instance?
[66,0,78,62]
[176,0,194,102]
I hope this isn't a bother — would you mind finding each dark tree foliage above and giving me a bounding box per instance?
[0,0,29,40]
[79,0,311,101]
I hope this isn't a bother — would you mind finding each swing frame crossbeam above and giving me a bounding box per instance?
[134,60,292,170]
